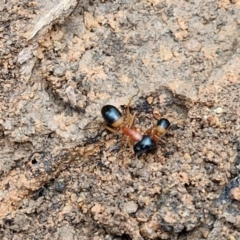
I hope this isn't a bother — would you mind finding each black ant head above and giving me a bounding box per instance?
[157,118,170,129]
[133,135,157,157]
[155,118,170,135]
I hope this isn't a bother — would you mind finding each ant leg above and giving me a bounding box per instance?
[144,124,154,135]
[80,122,120,134]
[128,138,136,148]
[126,90,140,125]
[145,128,166,143]
[154,135,166,143]
[105,126,118,134]
[129,112,136,128]
[172,114,184,126]
[164,114,184,127]
[80,118,103,130]
[119,134,129,151]
[128,139,131,148]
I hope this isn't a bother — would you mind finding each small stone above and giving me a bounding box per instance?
[136,212,148,222]
[153,108,161,119]
[186,39,202,52]
[91,203,105,214]
[55,181,66,193]
[177,17,188,30]
[29,92,34,99]
[202,229,210,238]
[207,115,217,126]
[53,66,65,77]
[159,46,173,61]
[213,107,223,114]
[140,220,160,239]
[163,212,177,224]
[206,151,214,161]
[84,12,100,30]
[231,187,240,201]
[179,172,189,185]
[184,153,192,162]
[124,201,138,214]
[220,151,228,159]
[147,96,154,104]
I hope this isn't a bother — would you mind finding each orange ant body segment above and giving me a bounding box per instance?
[122,126,143,142]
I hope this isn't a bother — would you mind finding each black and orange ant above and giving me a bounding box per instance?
[101,91,172,157]
[101,91,143,145]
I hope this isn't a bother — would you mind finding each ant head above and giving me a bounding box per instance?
[133,135,157,157]
[155,118,170,135]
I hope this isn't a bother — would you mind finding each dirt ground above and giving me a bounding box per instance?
[1,0,240,239]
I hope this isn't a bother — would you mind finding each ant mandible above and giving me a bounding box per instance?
[101,90,143,145]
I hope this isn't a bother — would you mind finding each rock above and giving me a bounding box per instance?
[124,201,138,214]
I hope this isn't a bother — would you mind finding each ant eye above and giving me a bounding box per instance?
[133,136,157,157]
[101,105,122,126]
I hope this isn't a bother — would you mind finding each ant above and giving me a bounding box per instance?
[101,91,143,146]
[101,91,172,157]
[133,118,171,157]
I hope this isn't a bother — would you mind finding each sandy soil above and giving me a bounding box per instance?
[0,0,240,239]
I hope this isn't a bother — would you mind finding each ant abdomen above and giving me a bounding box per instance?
[101,105,124,127]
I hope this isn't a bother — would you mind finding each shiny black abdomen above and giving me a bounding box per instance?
[101,105,122,125]
[133,135,157,157]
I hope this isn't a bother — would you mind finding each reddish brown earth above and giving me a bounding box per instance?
[1,0,240,239]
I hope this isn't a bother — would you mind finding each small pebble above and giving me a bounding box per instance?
[147,96,153,104]
[231,187,240,201]
[184,153,192,162]
[214,107,223,114]
[124,201,138,214]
